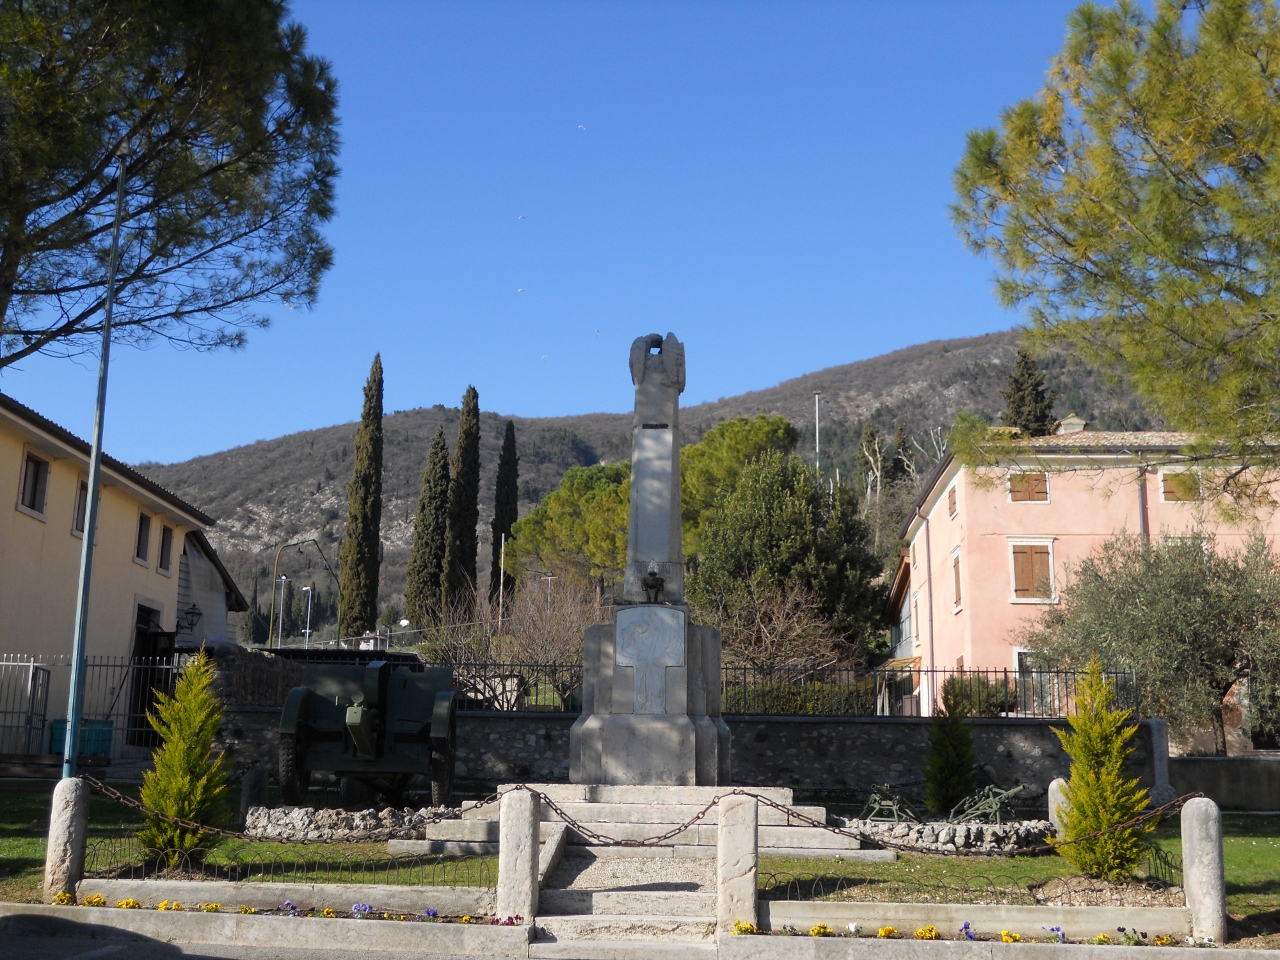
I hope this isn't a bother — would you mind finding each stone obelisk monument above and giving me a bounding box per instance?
[569,333,731,785]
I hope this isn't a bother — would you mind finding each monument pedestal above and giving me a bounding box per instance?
[569,604,731,785]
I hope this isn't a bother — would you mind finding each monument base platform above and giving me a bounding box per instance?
[569,713,730,786]
[421,783,894,860]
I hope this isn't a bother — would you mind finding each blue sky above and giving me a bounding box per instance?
[2,0,1087,465]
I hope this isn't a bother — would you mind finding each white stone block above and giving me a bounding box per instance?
[716,794,758,933]
[497,789,540,922]
[43,777,89,903]
[1047,777,1070,836]
[1182,796,1227,943]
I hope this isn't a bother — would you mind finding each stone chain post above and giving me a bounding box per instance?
[1047,777,1070,836]
[1181,797,1228,944]
[717,793,758,934]
[496,790,540,922]
[44,777,90,903]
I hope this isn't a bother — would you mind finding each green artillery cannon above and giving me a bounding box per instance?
[278,660,456,807]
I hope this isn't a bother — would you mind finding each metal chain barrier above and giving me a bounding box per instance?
[77,774,502,845]
[79,774,1202,859]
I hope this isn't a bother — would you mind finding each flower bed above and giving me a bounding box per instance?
[56,893,521,925]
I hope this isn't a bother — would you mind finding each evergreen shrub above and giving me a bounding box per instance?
[923,683,977,814]
[1054,656,1153,881]
[137,652,229,863]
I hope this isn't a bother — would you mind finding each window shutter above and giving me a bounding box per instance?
[1032,545,1051,596]
[1012,544,1032,597]
[1010,473,1048,502]
[952,555,962,605]
[947,487,957,516]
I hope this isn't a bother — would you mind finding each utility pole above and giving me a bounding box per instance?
[63,144,129,780]
[814,392,821,476]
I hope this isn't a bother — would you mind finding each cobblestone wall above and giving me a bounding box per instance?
[219,708,1165,810]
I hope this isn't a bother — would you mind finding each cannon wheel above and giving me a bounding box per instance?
[279,732,310,804]
[430,699,457,807]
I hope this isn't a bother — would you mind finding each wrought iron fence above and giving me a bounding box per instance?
[450,661,583,712]
[0,654,183,759]
[0,656,49,753]
[721,666,1139,719]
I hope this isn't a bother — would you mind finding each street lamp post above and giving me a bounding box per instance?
[63,145,129,780]
[276,575,289,646]
[302,586,313,649]
[266,537,340,648]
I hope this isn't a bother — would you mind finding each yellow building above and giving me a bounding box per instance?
[0,392,245,758]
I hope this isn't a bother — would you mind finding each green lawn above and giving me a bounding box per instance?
[0,779,495,903]
[760,815,1280,949]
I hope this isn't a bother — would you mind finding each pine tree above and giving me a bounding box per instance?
[405,427,452,628]
[884,423,910,486]
[1054,656,1154,881]
[1000,348,1056,437]
[444,385,481,609]
[238,578,259,646]
[923,682,978,815]
[490,420,519,601]
[338,354,383,637]
[137,652,229,863]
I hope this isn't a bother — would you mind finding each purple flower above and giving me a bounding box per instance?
[960,921,977,941]
[352,903,373,918]
[424,909,438,918]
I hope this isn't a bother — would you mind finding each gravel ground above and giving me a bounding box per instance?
[547,853,716,891]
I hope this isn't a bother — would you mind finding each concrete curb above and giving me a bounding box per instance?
[0,902,533,956]
[76,878,494,916]
[717,934,1273,959]
[760,902,1191,939]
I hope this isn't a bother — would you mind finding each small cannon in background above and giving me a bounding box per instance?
[278,659,456,807]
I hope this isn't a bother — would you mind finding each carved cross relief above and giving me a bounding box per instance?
[615,606,685,714]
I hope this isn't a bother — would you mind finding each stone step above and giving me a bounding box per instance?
[533,914,715,943]
[530,941,717,960]
[539,890,715,917]
[463,800,828,826]
[495,783,794,805]
[410,819,856,849]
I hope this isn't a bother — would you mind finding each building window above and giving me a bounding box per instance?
[1162,471,1201,502]
[952,551,962,608]
[135,513,151,563]
[1009,472,1049,502]
[947,487,957,517]
[158,525,174,572]
[1011,539,1054,600]
[72,480,89,534]
[18,451,50,516]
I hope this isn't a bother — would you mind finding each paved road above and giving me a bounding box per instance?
[4,939,488,960]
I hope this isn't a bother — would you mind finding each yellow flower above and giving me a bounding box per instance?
[1090,934,1115,945]
[732,920,758,936]
[116,899,141,910]
[460,915,475,924]
[239,904,257,914]
[52,892,74,906]
[1154,935,1176,946]
[80,894,106,907]
[878,926,898,939]
[1001,931,1022,943]
[158,900,185,912]
[916,925,941,941]
[322,908,336,918]
[199,903,221,913]
[809,923,834,937]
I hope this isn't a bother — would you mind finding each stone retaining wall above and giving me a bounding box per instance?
[831,818,1051,854]
[218,708,1166,811]
[243,804,453,842]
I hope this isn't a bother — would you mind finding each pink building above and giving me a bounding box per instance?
[890,419,1279,717]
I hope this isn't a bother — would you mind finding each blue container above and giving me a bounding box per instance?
[49,719,113,757]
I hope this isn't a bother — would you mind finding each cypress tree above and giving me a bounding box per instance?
[1000,348,1056,437]
[490,420,520,601]
[444,386,481,609]
[405,426,452,627]
[238,578,259,646]
[338,354,383,637]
